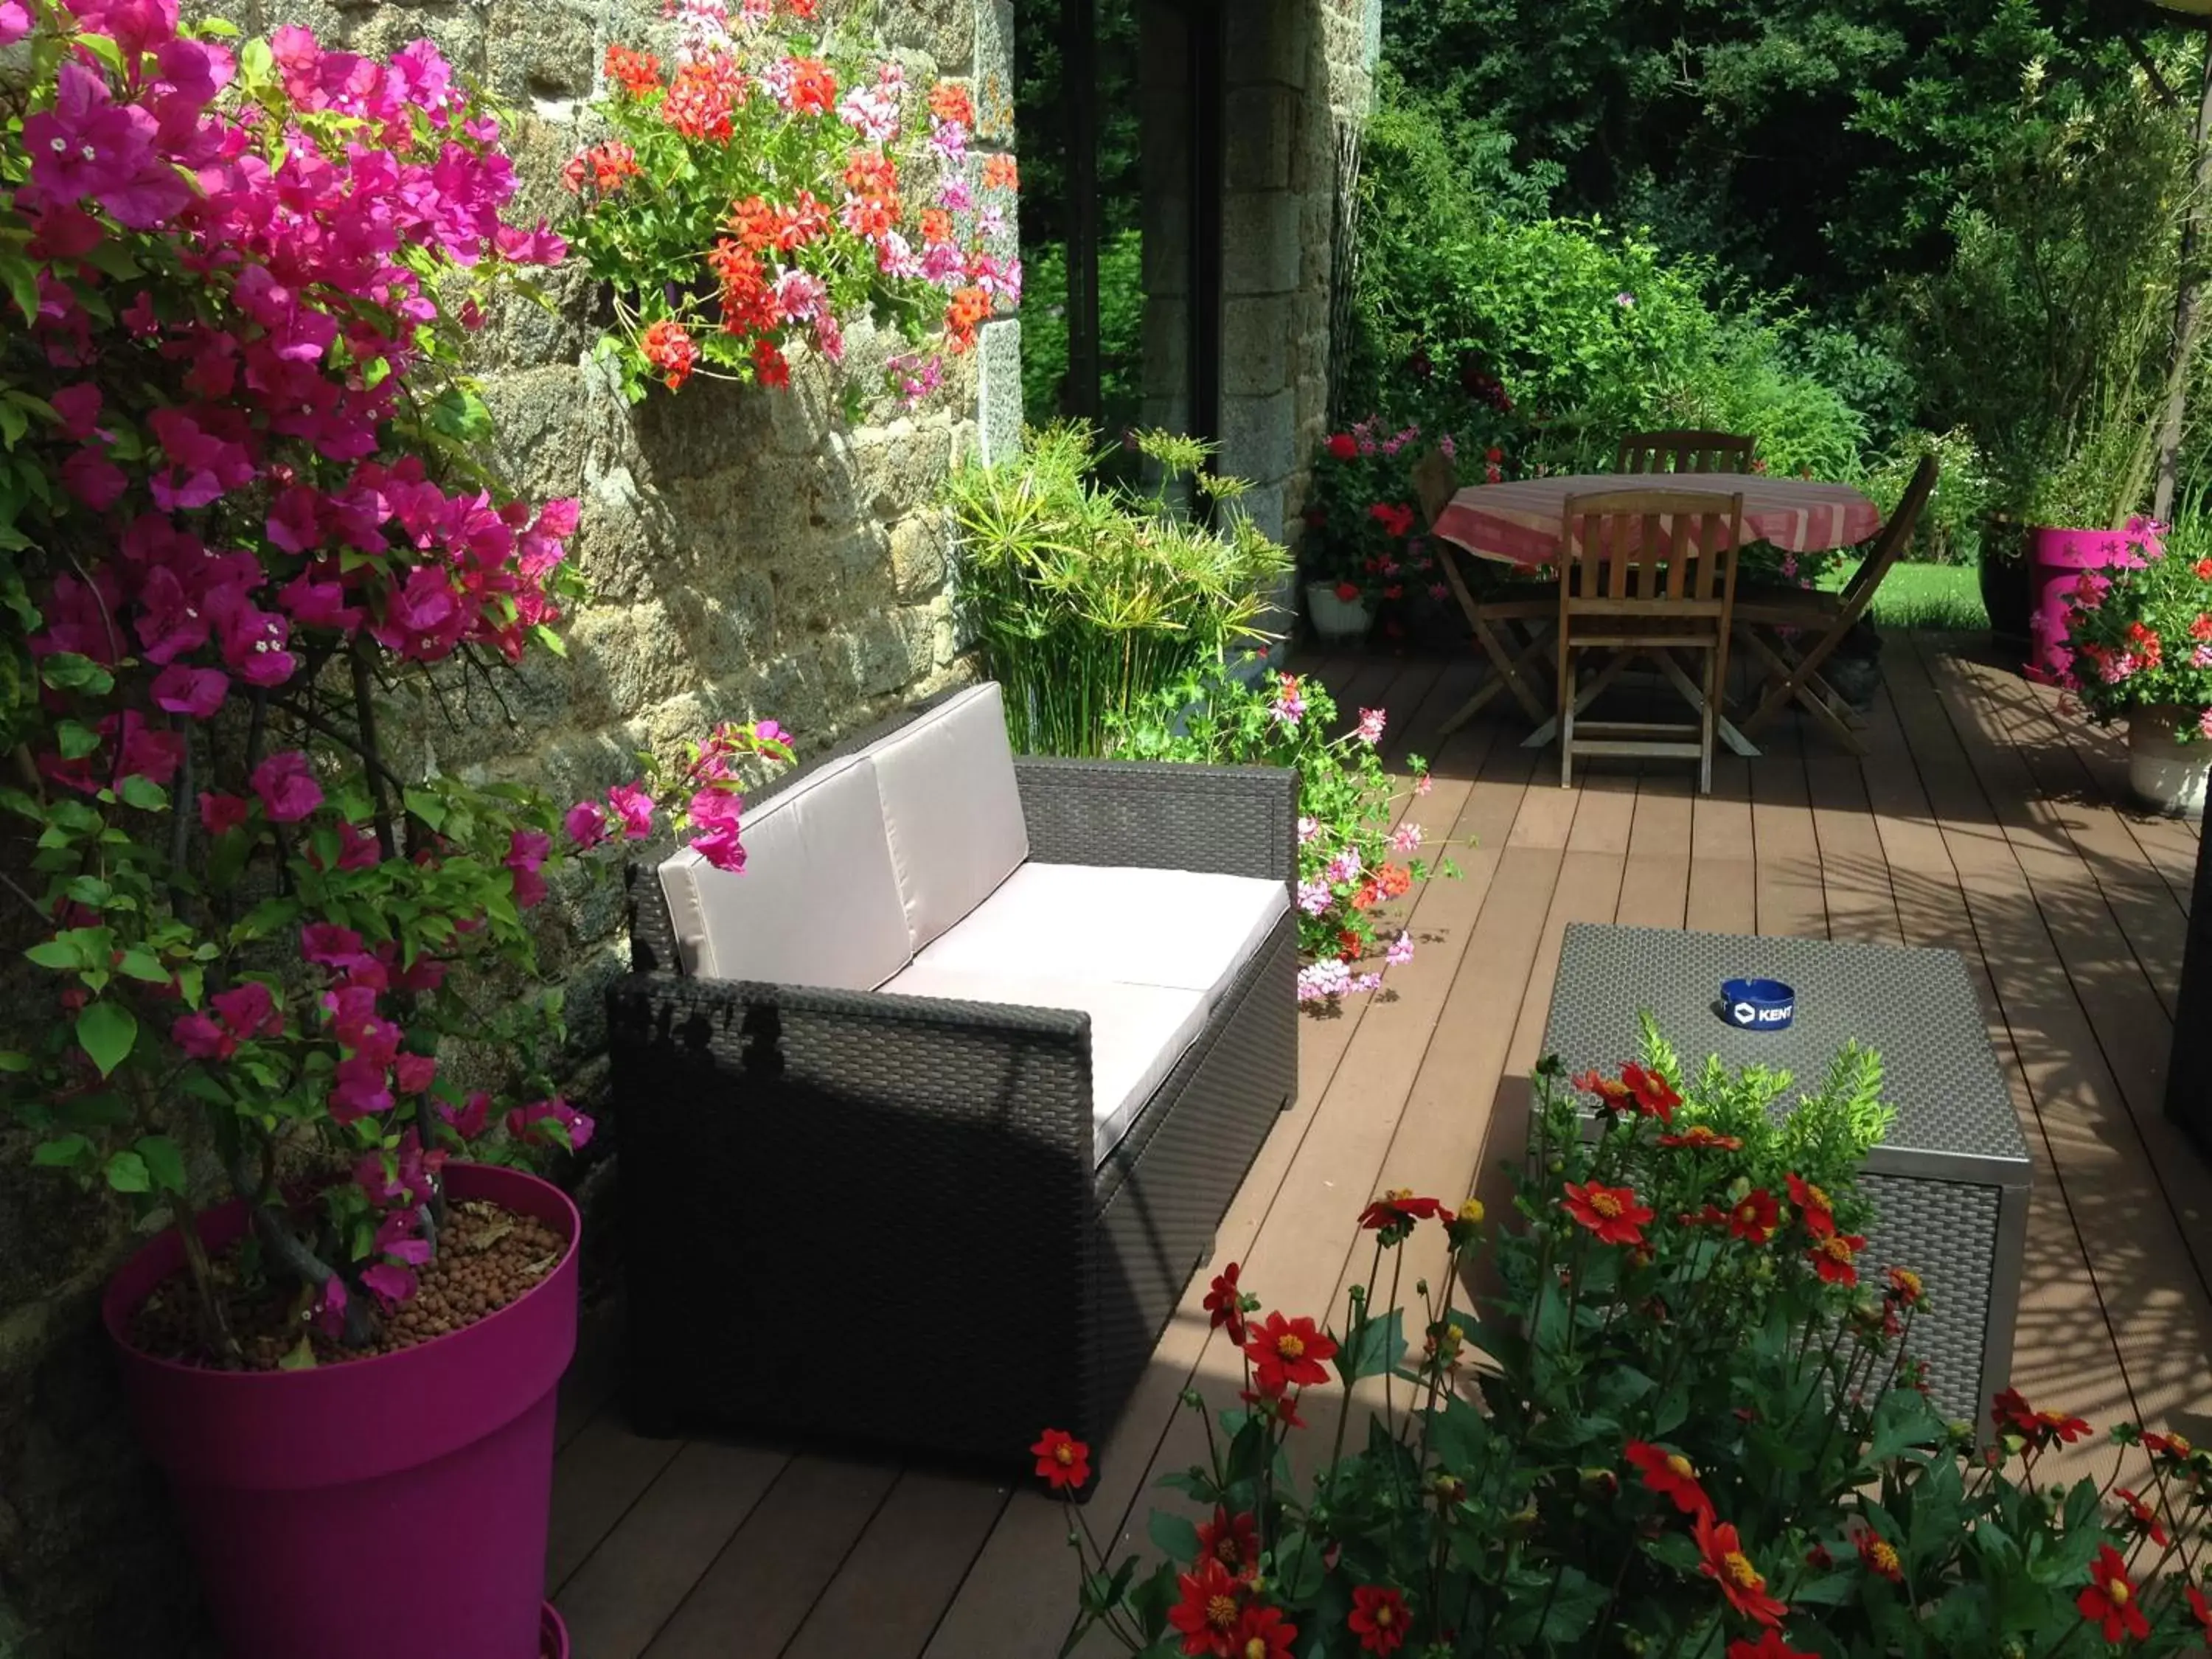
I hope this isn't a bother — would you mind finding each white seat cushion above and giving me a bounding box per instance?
[658,755,912,990]
[877,963,1208,1163]
[912,863,1288,1007]
[867,682,1031,953]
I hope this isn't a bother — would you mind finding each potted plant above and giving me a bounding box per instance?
[1108,655,1462,1001]
[1301,420,1453,646]
[0,7,785,1655]
[2062,540,2212,817]
[563,3,1017,403]
[1040,1034,2212,1655]
[2019,456,2164,686]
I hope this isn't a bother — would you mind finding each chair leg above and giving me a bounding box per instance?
[1699,645,1717,795]
[1559,649,1575,788]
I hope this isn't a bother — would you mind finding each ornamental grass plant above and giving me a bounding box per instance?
[944,424,1290,756]
[1041,1026,2212,1658]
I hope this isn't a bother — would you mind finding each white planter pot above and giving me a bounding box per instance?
[2128,706,2211,819]
[1306,582,1374,646]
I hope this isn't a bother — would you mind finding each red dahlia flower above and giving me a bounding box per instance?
[1885,1266,1924,1307]
[1029,1427,1089,1492]
[1624,1439,1712,1516]
[1727,1635,1818,1659]
[1659,1124,1742,1151]
[2114,1487,2170,1546]
[1808,1231,1865,1286]
[1562,1181,1653,1247]
[1233,1603,1297,1659]
[1167,1557,1245,1658]
[1347,1584,1410,1655]
[1203,1262,1248,1344]
[2188,1584,2212,1644]
[1621,1061,1679,1121]
[1694,1510,1788,1627]
[2078,1543,2147,1643]
[1359,1189,1446,1233]
[1571,1068,1634,1111]
[1785,1173,1835,1238]
[1243,1312,1337,1391]
[1853,1526,1902,1582]
[1728,1189,1780,1245]
[1194,1506,1260,1581]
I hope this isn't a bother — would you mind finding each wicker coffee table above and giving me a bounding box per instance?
[1540,923,2032,1430]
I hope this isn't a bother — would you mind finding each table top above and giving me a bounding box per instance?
[1434,473,1882,568]
[1540,923,2031,1180]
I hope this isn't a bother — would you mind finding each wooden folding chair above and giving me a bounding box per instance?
[1409,447,1555,734]
[1556,490,1744,794]
[1732,455,1939,756]
[1615,430,1756,476]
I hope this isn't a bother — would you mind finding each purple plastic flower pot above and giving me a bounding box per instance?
[103,1163,580,1659]
[2025,523,2157,685]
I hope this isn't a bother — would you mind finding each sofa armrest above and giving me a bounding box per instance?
[1011,757,1297,889]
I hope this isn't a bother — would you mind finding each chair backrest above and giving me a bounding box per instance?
[1837,453,1940,618]
[1558,489,1745,610]
[1411,447,1457,529]
[1615,430,1756,476]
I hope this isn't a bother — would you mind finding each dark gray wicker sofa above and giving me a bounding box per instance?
[605,682,1298,1474]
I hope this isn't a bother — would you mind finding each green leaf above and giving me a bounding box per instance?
[74,29,125,72]
[1145,1509,1200,1566]
[32,1133,91,1168]
[103,1149,150,1193]
[0,252,39,327]
[136,1135,187,1194]
[75,1001,138,1077]
[404,787,448,831]
[1339,1307,1407,1384]
[278,1336,317,1371]
[56,720,102,760]
[0,1049,30,1071]
[117,774,170,812]
[116,948,170,984]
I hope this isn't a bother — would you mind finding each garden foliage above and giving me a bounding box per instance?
[2065,526,2212,742]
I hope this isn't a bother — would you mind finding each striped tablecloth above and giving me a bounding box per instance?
[1433,474,1882,568]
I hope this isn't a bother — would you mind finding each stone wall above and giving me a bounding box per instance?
[0,0,1019,1647]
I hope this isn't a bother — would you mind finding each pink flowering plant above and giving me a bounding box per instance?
[1302,417,1454,608]
[1108,655,1458,1003]
[563,0,1019,403]
[2062,529,2212,742]
[0,0,786,1366]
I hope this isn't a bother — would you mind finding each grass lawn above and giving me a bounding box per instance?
[1821,558,1988,631]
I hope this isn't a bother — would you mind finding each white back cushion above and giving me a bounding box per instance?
[867,682,1032,952]
[658,754,912,990]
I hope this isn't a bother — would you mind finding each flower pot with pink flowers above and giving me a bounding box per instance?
[2062,538,2212,818]
[1302,418,1473,645]
[0,7,793,1655]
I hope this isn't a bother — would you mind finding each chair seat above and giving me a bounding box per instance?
[1566,625,1723,649]
[913,862,1290,1010]
[878,963,1208,1164]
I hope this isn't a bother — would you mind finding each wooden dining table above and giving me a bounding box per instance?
[1427,473,1883,757]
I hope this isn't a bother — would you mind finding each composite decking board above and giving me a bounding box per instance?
[1686,748,1759,936]
[552,1440,790,1659]
[1618,765,1693,931]
[1747,711,1830,940]
[917,700,1510,1659]
[554,641,2211,1651]
[779,1469,1013,1659]
[1889,640,2212,1475]
[1941,650,2188,1016]
[544,1408,686,1595]
[554,1296,626,1453]
[1913,641,2212,1376]
[640,1455,901,1659]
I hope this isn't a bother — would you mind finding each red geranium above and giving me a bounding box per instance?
[1786,1173,1835,1238]
[1335,580,1362,602]
[1694,1510,1789,1627]
[1621,1062,1680,1121]
[2078,1543,2148,1643]
[1563,1181,1654,1247]
[1327,433,1358,460]
[1029,1427,1090,1492]
[1808,1231,1865,1286]
[1203,1262,1249,1343]
[1243,1312,1338,1391]
[1727,1189,1780,1244]
[1195,1507,1261,1581]
[1368,502,1415,538]
[1167,1557,1245,1658]
[1624,1440,1711,1516]
[1348,1585,1411,1655]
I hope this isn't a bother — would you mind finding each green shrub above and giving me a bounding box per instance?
[1017,228,1145,429]
[943,425,1290,756]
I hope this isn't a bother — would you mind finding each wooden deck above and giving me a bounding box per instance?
[545,634,2208,1658]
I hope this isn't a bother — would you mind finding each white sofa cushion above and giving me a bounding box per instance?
[658,755,911,990]
[868,682,1031,952]
[912,863,1288,1008]
[877,963,1208,1163]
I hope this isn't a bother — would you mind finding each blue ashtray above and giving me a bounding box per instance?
[1722,978,1795,1031]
